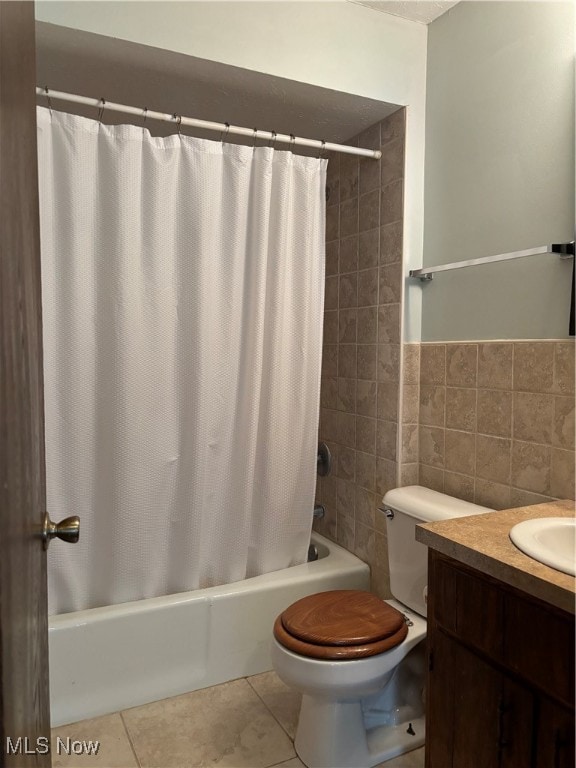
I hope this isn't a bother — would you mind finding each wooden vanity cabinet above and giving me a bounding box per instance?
[425,551,575,768]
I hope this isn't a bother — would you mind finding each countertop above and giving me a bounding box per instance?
[416,500,575,614]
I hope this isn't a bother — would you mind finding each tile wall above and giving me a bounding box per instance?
[414,340,575,508]
[314,109,406,598]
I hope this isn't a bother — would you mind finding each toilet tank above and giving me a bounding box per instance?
[382,486,493,617]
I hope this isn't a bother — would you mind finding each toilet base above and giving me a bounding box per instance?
[294,694,425,768]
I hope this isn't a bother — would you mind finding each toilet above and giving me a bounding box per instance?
[271,485,492,768]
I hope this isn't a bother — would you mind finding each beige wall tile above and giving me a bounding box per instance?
[419,464,444,492]
[380,179,403,226]
[325,240,339,276]
[513,392,554,444]
[357,379,377,417]
[380,138,405,187]
[320,408,338,442]
[324,275,339,310]
[377,419,397,461]
[378,304,401,344]
[359,155,381,196]
[320,377,338,410]
[477,342,513,390]
[401,423,419,464]
[354,521,376,566]
[400,462,419,487]
[553,396,575,450]
[445,429,476,476]
[339,154,359,202]
[381,108,406,145]
[474,479,511,510]
[402,384,420,424]
[356,450,376,491]
[420,344,446,385]
[357,415,377,454]
[321,344,338,377]
[550,447,575,499]
[379,221,403,265]
[337,377,356,412]
[419,426,445,468]
[376,457,398,496]
[357,306,378,344]
[336,478,356,515]
[419,385,446,427]
[377,381,398,421]
[403,344,420,385]
[370,565,392,600]
[477,389,512,438]
[446,344,478,388]
[338,308,357,344]
[554,342,575,395]
[357,267,379,307]
[445,387,477,432]
[513,342,554,393]
[323,310,338,344]
[355,486,377,527]
[444,471,475,503]
[511,440,551,495]
[510,488,554,507]
[337,411,356,447]
[338,344,357,378]
[377,344,401,383]
[476,435,511,485]
[336,512,355,549]
[359,121,381,149]
[325,204,339,242]
[339,234,358,274]
[378,263,402,304]
[340,197,359,238]
[337,445,356,481]
[359,228,380,270]
[359,189,380,233]
[357,344,377,380]
[339,273,358,308]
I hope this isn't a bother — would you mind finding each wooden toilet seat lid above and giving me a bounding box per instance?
[274,590,408,660]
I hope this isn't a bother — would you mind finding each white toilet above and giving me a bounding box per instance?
[271,485,492,768]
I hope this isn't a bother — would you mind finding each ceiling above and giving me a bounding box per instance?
[350,0,460,24]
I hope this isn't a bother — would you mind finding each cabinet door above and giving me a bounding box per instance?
[535,696,575,768]
[427,630,534,768]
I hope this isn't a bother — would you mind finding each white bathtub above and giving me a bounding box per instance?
[49,533,370,726]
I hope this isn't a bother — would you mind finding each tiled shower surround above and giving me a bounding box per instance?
[413,340,575,509]
[313,110,575,598]
[314,109,406,598]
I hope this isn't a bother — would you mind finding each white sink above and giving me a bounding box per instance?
[509,517,576,576]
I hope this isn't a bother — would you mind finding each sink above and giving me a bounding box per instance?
[509,517,576,576]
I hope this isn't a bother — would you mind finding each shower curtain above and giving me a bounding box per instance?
[36,107,326,614]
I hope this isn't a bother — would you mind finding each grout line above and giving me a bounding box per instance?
[119,711,142,768]
[245,675,299,745]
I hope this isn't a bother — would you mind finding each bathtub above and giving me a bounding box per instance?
[49,533,370,726]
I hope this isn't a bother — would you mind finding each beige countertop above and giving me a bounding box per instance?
[416,500,576,614]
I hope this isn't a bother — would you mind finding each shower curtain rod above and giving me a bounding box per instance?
[36,87,382,160]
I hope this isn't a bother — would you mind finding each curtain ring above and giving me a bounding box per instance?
[268,130,277,149]
[172,113,182,136]
[97,98,106,124]
[44,86,53,117]
[142,107,148,126]
[318,140,326,159]
[289,134,296,152]
[220,122,230,143]
[252,128,258,148]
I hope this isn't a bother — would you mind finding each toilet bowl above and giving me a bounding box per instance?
[272,486,492,768]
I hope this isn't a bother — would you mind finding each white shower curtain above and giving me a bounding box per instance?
[37,107,326,614]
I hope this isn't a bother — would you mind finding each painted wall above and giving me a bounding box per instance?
[422,1,575,341]
[35,1,428,341]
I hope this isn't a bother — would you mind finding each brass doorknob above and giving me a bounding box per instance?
[42,512,80,550]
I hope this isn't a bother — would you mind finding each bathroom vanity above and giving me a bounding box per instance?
[416,500,575,768]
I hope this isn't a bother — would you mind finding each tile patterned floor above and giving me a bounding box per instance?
[52,671,425,768]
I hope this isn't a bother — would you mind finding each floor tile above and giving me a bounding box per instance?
[248,670,302,739]
[122,678,295,767]
[268,758,306,768]
[378,745,425,767]
[51,713,138,768]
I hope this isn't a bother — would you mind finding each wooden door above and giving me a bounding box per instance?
[0,2,51,765]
